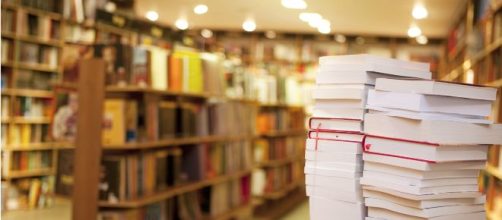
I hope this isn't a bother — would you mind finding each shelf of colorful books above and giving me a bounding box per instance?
[487,165,502,180]
[203,203,253,220]
[1,88,53,98]
[442,37,502,81]
[99,169,253,208]
[256,156,304,168]
[2,142,73,151]
[103,135,258,150]
[258,179,304,200]
[16,35,63,47]
[259,130,306,138]
[106,86,211,100]
[2,168,54,179]
[17,63,60,73]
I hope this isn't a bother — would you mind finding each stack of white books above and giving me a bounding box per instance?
[362,78,502,220]
[306,55,432,220]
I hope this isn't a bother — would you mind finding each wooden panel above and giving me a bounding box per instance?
[72,59,105,220]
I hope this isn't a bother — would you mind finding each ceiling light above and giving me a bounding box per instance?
[145,11,159,21]
[299,12,321,22]
[318,26,331,34]
[407,24,421,37]
[242,19,256,32]
[416,35,428,45]
[201,29,213,38]
[175,18,189,30]
[281,0,307,9]
[265,31,277,39]
[194,4,208,15]
[412,4,428,19]
[335,34,346,43]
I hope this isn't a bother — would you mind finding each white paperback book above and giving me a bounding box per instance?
[315,98,367,109]
[305,161,362,171]
[375,78,497,101]
[365,198,484,218]
[363,170,478,188]
[307,185,363,203]
[318,54,432,80]
[367,106,492,124]
[306,138,362,154]
[363,162,481,179]
[367,207,485,220]
[363,188,485,209]
[306,174,360,191]
[308,130,365,142]
[305,150,362,163]
[364,114,502,145]
[313,107,366,120]
[304,165,361,178]
[363,135,488,162]
[310,117,363,132]
[362,186,484,200]
[360,177,479,195]
[313,84,372,100]
[367,89,493,117]
[363,154,487,171]
[310,196,366,220]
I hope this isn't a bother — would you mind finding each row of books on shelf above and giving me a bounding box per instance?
[252,162,303,197]
[254,136,304,163]
[1,176,55,211]
[102,99,258,145]
[2,150,52,173]
[1,42,59,70]
[2,124,50,146]
[99,177,251,220]
[1,96,52,118]
[1,7,62,40]
[256,107,305,134]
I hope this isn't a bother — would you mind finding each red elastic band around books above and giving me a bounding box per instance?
[308,117,363,129]
[361,134,438,163]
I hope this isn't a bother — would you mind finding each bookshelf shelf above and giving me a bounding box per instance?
[1,88,53,98]
[442,37,502,81]
[20,6,62,20]
[98,169,253,208]
[3,168,54,179]
[17,63,59,73]
[106,86,210,99]
[17,35,63,47]
[2,32,16,39]
[7,117,51,124]
[2,62,16,68]
[259,130,306,138]
[203,203,253,220]
[103,135,258,150]
[258,179,304,200]
[486,165,502,180]
[3,142,73,151]
[256,156,303,168]
[486,78,502,87]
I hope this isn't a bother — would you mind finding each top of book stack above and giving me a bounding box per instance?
[316,54,432,85]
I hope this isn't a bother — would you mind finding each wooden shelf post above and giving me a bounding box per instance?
[72,59,106,220]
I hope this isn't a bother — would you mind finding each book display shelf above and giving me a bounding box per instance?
[2,0,309,219]
[441,0,502,219]
[1,0,66,211]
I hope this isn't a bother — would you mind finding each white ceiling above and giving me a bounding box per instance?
[135,0,467,38]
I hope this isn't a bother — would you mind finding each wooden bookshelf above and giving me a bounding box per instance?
[256,155,303,168]
[253,188,307,220]
[203,203,253,220]
[99,169,253,208]
[106,86,211,99]
[8,117,52,124]
[3,142,73,151]
[103,135,258,150]
[258,179,304,200]
[17,63,60,73]
[1,88,53,98]
[2,168,54,179]
[16,35,63,47]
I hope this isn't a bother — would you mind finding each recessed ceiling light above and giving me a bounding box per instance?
[265,31,277,39]
[412,4,428,20]
[299,12,321,22]
[281,0,307,9]
[175,18,189,30]
[318,26,331,34]
[145,11,159,21]
[242,19,256,32]
[201,29,213,38]
[335,34,346,43]
[194,4,208,15]
[407,24,421,37]
[416,35,428,45]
